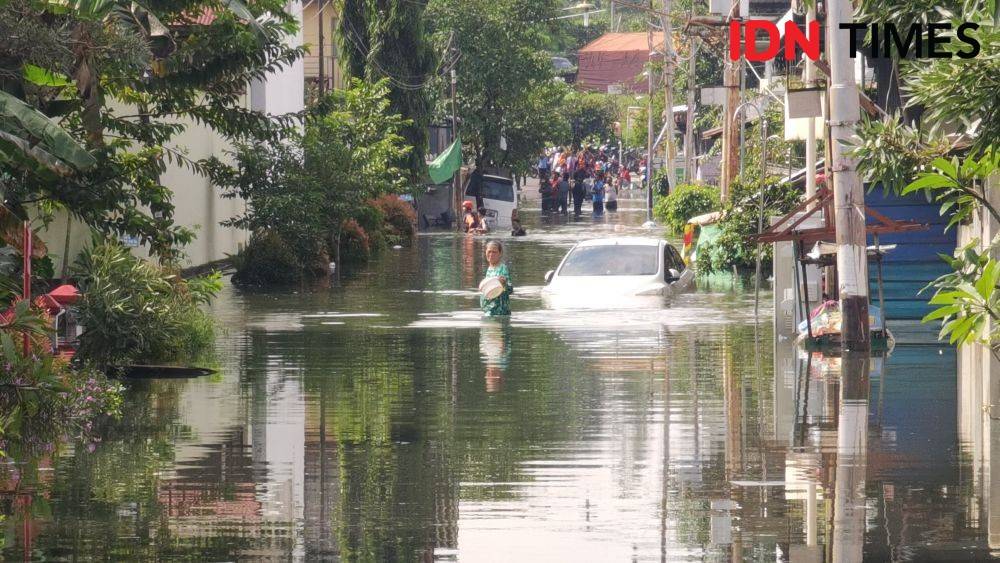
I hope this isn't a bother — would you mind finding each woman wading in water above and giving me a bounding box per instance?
[480,240,513,317]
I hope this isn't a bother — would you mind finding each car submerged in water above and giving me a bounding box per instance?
[541,238,694,308]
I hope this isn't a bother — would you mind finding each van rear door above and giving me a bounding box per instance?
[465,175,517,229]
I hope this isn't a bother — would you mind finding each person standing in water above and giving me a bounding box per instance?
[591,172,606,216]
[572,163,588,216]
[480,240,513,316]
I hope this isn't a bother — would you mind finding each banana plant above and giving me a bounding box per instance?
[0,0,264,178]
[0,90,96,177]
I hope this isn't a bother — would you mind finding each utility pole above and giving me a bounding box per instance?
[451,66,462,228]
[646,22,655,223]
[317,0,325,95]
[684,38,698,183]
[827,0,870,349]
[610,0,616,32]
[720,10,741,201]
[804,2,817,204]
[661,0,676,194]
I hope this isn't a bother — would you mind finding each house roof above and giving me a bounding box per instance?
[579,33,664,54]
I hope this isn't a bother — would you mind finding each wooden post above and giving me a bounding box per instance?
[720,27,740,200]
[317,0,325,95]
[827,0,870,349]
[22,220,31,356]
[685,38,698,183]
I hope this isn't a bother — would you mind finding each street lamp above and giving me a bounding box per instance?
[552,2,604,26]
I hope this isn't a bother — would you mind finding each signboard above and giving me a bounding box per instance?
[700,87,726,106]
[120,234,140,248]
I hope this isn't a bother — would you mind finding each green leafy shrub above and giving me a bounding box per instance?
[352,204,386,253]
[654,184,720,235]
[371,195,417,245]
[340,219,371,265]
[72,241,220,368]
[231,231,309,286]
[697,179,801,274]
[208,80,410,283]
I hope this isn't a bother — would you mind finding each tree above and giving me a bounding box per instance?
[562,90,618,148]
[0,0,305,259]
[849,0,999,351]
[903,8,999,154]
[339,0,437,179]
[208,79,410,280]
[426,0,561,172]
[496,80,570,177]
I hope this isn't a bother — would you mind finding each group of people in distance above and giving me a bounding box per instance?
[537,145,635,217]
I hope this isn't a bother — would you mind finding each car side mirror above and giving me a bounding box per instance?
[544,270,555,284]
[667,268,681,281]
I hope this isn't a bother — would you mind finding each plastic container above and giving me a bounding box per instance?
[479,277,505,300]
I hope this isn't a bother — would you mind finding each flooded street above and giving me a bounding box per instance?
[3,195,990,561]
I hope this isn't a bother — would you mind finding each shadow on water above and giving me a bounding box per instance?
[1,196,994,560]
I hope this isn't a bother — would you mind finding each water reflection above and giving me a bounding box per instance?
[479,321,510,393]
[0,197,988,560]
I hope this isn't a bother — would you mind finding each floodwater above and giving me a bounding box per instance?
[1,193,994,561]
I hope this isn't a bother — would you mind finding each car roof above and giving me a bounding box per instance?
[574,237,664,248]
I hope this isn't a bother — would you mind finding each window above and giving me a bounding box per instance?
[466,176,515,202]
[559,245,660,276]
[668,246,685,269]
[664,245,685,280]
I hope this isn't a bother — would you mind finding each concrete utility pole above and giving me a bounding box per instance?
[684,38,698,183]
[827,0,870,349]
[661,0,676,194]
[804,2,817,204]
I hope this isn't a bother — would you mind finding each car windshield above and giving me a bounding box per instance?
[558,245,659,276]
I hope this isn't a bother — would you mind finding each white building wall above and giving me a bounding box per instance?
[38,3,305,270]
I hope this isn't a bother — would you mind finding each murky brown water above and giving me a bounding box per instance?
[1,194,990,561]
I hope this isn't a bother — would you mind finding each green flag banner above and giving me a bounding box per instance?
[428,136,462,184]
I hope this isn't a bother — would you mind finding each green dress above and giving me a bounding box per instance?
[480,262,513,317]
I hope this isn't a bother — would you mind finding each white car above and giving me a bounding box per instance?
[541,237,694,307]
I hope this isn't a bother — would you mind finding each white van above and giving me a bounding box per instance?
[464,174,518,231]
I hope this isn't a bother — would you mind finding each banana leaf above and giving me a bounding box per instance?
[0,90,96,173]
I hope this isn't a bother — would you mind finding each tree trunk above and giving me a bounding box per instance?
[71,23,103,148]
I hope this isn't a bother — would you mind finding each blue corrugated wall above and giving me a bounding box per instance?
[865,188,956,322]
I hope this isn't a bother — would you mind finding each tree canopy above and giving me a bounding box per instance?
[0,0,304,258]
[339,0,437,180]
[426,0,564,172]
